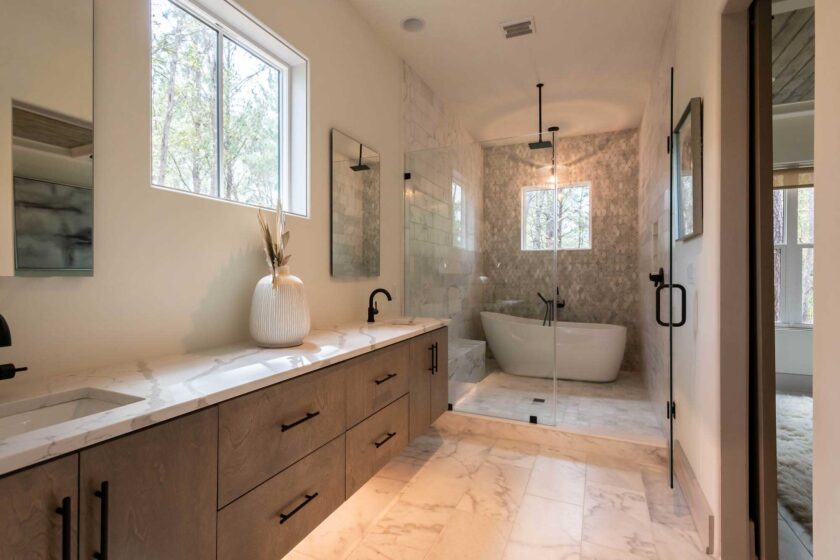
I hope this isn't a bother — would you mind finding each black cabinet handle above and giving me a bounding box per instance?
[429,343,439,374]
[94,481,109,560]
[655,284,687,327]
[374,372,398,385]
[278,492,319,524]
[374,431,397,448]
[55,496,71,560]
[281,411,320,432]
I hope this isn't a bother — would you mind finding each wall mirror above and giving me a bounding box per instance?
[673,97,703,241]
[330,129,380,278]
[1,0,94,276]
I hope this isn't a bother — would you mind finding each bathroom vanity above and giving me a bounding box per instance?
[0,321,448,559]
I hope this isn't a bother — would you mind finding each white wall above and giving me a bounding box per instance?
[775,327,812,376]
[813,1,840,556]
[0,0,405,381]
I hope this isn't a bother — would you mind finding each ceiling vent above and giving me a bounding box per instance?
[501,17,535,39]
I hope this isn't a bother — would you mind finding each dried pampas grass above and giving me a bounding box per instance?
[257,199,291,288]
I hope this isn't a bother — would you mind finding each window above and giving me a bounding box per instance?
[774,186,814,326]
[151,0,308,215]
[521,182,591,251]
[452,181,466,249]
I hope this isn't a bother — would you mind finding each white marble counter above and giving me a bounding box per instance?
[0,318,447,477]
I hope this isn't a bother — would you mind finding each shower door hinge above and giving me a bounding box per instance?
[404,172,412,180]
[666,401,676,419]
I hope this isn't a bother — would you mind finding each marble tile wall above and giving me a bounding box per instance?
[482,129,642,371]
[331,161,380,277]
[403,63,485,341]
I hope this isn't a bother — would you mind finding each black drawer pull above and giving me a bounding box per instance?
[279,492,319,524]
[374,431,397,448]
[94,481,109,559]
[281,411,320,432]
[55,496,71,560]
[374,372,398,385]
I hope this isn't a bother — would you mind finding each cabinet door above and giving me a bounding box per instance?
[429,327,449,424]
[80,408,217,560]
[0,455,78,560]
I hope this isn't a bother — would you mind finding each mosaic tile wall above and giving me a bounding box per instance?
[482,129,642,371]
[331,161,380,277]
[403,64,485,341]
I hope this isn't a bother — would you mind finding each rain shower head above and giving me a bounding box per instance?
[528,83,553,150]
[350,144,370,171]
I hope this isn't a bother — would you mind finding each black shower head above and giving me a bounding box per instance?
[528,84,554,149]
[528,139,552,150]
[350,143,370,171]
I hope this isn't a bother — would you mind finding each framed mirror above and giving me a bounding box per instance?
[673,97,703,241]
[330,129,380,278]
[1,0,94,276]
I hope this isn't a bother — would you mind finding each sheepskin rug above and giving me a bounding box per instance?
[776,393,813,534]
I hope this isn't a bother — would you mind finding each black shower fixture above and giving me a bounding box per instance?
[350,144,370,171]
[528,83,553,150]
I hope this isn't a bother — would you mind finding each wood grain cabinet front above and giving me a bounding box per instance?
[79,408,218,560]
[217,435,346,560]
[345,342,410,427]
[218,365,346,506]
[345,394,409,497]
[409,327,449,440]
[0,455,78,560]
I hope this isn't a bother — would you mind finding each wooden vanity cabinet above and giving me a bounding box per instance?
[409,327,449,440]
[0,455,78,560]
[79,408,218,560]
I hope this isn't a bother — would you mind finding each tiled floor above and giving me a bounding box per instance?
[779,507,812,560]
[285,421,706,560]
[454,365,665,446]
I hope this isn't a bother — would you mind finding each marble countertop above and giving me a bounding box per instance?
[0,318,447,477]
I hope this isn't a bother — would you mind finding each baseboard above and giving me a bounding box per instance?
[775,372,812,395]
[674,440,716,555]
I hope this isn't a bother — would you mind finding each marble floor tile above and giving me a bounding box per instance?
[456,460,531,520]
[582,483,657,559]
[650,522,707,560]
[352,500,454,559]
[586,456,647,494]
[425,510,513,560]
[487,438,540,469]
[503,493,582,560]
[527,447,587,506]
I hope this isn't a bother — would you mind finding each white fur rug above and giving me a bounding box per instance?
[776,393,813,534]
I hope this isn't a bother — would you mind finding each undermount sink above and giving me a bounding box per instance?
[0,388,144,440]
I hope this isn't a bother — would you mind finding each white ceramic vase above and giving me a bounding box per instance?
[249,265,311,348]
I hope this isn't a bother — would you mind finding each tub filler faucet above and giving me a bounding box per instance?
[537,289,565,327]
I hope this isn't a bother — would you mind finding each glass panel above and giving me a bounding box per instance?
[802,247,814,324]
[222,37,280,208]
[558,183,591,249]
[522,186,556,251]
[773,189,785,245]
[797,187,814,245]
[452,182,466,249]
[151,0,218,196]
[774,247,782,323]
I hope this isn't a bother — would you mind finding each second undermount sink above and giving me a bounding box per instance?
[0,388,144,440]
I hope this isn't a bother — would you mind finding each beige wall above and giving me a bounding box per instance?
[0,0,405,380]
[813,0,840,556]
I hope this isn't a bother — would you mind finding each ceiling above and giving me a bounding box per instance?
[349,0,673,141]
[771,6,815,105]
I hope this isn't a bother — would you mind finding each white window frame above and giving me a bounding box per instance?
[774,186,814,327]
[150,0,309,216]
[520,182,592,251]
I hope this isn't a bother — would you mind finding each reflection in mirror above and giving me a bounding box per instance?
[330,129,380,278]
[2,0,93,276]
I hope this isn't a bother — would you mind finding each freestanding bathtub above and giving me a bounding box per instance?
[480,311,627,382]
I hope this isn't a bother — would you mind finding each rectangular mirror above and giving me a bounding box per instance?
[330,129,380,278]
[1,0,94,276]
[673,97,703,241]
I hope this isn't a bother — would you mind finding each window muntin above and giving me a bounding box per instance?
[521,182,591,251]
[774,185,814,326]
[151,0,299,212]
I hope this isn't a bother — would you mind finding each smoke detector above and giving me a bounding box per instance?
[500,17,535,39]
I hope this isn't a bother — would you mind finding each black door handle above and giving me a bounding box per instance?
[94,481,109,559]
[280,411,320,432]
[279,492,319,524]
[55,496,71,560]
[374,432,397,448]
[655,284,687,327]
[374,372,398,385]
[429,343,439,374]
[649,267,665,287]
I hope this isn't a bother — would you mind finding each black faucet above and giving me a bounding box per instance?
[0,313,27,381]
[367,288,392,323]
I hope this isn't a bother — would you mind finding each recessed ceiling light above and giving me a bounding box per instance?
[401,17,425,32]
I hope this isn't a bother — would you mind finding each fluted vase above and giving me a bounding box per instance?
[249,265,310,347]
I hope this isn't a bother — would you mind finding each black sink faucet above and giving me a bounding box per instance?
[367,288,392,323]
[0,313,27,381]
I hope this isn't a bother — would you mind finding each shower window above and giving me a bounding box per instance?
[452,181,466,249]
[773,185,815,326]
[521,182,591,251]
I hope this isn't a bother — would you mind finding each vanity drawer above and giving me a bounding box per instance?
[218,366,346,507]
[346,394,409,497]
[345,342,410,427]
[217,435,346,560]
